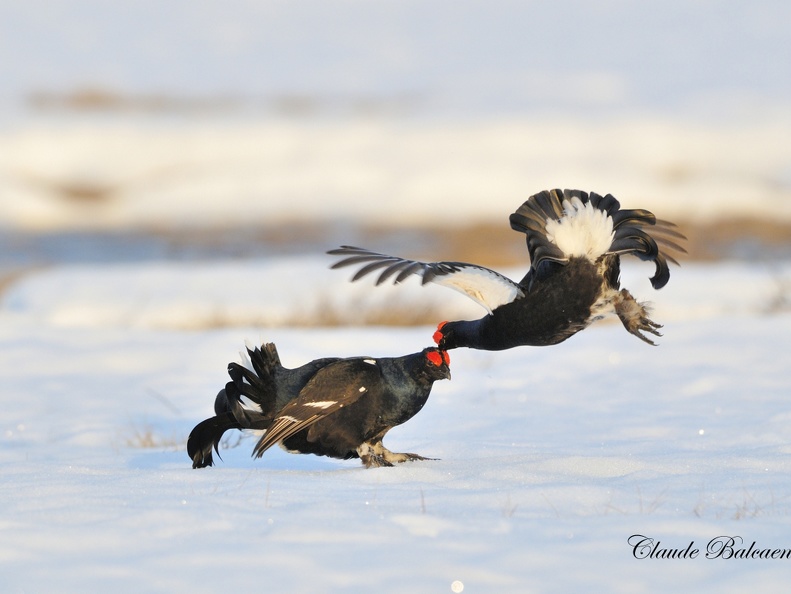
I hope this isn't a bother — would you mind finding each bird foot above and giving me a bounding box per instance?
[357,441,436,468]
[613,289,663,345]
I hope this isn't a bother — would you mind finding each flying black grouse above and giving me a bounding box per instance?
[329,189,685,351]
[187,343,451,468]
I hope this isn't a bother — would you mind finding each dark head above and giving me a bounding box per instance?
[433,320,464,350]
[422,347,451,381]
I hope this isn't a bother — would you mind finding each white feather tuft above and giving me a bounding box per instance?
[545,197,614,260]
[237,348,254,372]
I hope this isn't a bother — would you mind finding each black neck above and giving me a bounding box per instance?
[441,319,484,350]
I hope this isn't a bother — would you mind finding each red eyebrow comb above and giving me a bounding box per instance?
[426,350,450,367]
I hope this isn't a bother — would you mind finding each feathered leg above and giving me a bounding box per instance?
[613,289,663,345]
[356,439,436,468]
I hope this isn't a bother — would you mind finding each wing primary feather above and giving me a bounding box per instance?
[394,261,427,284]
[328,245,526,311]
[663,253,681,267]
[327,245,379,257]
[375,259,420,284]
[350,259,400,282]
[331,254,390,270]
[654,236,687,254]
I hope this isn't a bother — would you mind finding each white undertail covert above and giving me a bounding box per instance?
[545,197,615,261]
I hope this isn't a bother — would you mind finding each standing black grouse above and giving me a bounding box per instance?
[187,343,450,469]
[329,189,685,351]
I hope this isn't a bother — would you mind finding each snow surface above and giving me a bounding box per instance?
[2,256,791,593]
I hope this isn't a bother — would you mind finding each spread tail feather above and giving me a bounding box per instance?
[510,189,686,289]
[226,342,282,413]
[188,342,282,469]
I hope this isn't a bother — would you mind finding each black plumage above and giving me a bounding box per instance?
[329,189,686,351]
[187,343,450,469]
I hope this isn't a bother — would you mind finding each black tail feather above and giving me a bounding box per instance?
[187,412,241,469]
[214,389,228,415]
[224,342,282,412]
[610,226,661,259]
[588,191,621,216]
[249,343,281,380]
[224,379,274,429]
[224,343,281,427]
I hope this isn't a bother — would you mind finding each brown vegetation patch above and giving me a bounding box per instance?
[679,218,791,261]
[139,215,791,275]
[124,425,182,450]
[337,217,791,267]
[27,88,239,114]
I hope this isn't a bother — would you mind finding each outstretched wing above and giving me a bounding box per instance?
[509,189,686,289]
[251,359,374,459]
[328,246,523,313]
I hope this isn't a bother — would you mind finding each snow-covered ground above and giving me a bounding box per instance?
[1,256,791,593]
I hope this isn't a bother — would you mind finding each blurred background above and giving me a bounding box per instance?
[1,0,790,284]
[3,5,791,589]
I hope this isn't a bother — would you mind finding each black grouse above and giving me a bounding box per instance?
[329,188,685,351]
[187,343,451,469]
[188,342,338,468]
